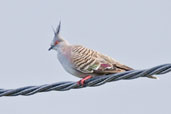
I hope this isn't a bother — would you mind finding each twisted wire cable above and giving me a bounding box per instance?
[0,63,171,97]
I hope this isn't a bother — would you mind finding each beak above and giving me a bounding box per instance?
[48,45,55,51]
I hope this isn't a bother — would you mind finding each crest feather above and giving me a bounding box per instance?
[55,21,61,36]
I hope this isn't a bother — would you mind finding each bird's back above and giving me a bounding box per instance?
[70,45,133,76]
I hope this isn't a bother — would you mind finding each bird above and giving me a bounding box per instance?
[49,22,157,86]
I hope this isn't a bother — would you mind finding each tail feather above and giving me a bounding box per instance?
[148,75,158,79]
[114,64,134,71]
[115,64,158,79]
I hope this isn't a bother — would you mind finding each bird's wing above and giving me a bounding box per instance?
[71,45,133,74]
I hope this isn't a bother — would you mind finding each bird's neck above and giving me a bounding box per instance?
[56,40,70,53]
[59,40,70,47]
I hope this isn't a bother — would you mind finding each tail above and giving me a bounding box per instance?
[114,64,134,71]
[115,64,158,79]
[147,75,158,79]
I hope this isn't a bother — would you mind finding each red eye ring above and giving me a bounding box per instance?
[55,41,59,45]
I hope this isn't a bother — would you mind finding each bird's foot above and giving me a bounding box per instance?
[77,75,92,87]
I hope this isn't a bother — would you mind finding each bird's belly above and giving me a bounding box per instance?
[57,54,72,72]
[57,53,85,78]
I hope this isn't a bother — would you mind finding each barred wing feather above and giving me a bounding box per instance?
[71,45,133,74]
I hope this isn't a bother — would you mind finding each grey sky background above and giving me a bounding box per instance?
[0,0,171,114]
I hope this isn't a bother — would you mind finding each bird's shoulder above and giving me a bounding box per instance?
[71,45,120,63]
[71,45,110,61]
[70,45,127,73]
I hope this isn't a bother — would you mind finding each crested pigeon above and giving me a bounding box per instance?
[49,22,157,86]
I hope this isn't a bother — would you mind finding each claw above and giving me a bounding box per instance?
[77,75,92,86]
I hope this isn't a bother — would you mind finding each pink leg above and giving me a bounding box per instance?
[77,75,92,86]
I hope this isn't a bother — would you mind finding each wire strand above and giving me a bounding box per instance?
[0,64,171,97]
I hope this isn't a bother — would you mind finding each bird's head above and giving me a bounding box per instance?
[48,21,64,51]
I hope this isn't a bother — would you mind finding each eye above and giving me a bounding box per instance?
[55,41,59,45]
